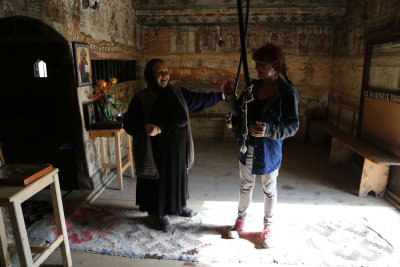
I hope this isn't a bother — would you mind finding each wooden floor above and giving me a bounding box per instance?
[41,138,400,266]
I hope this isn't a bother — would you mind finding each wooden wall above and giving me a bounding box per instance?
[329,0,400,196]
[143,25,334,139]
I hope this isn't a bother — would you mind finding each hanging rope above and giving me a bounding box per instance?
[237,0,253,153]
[236,0,250,87]
[226,0,251,131]
[234,0,250,94]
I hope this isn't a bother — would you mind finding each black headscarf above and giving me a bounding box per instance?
[144,58,172,93]
[144,59,188,131]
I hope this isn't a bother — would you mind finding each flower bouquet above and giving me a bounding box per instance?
[89,78,121,121]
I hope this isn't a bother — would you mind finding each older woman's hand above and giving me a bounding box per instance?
[145,124,161,136]
[221,80,235,96]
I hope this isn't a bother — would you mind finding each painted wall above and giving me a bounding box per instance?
[143,25,334,139]
[329,0,400,134]
[0,0,141,189]
[329,0,400,196]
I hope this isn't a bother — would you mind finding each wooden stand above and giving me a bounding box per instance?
[0,168,72,267]
[89,128,134,190]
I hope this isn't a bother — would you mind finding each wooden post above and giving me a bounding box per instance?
[99,137,108,178]
[115,131,123,190]
[8,200,33,267]
[359,158,389,197]
[0,208,11,267]
[330,137,352,166]
[125,132,134,178]
[50,173,72,266]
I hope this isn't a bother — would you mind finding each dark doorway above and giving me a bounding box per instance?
[0,16,87,190]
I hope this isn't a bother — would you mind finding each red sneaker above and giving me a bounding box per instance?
[228,217,244,239]
[261,226,272,248]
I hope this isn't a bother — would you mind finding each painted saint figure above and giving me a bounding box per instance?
[79,48,89,82]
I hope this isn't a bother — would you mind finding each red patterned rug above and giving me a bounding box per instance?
[27,205,399,265]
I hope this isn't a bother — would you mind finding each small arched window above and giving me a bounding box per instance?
[34,59,47,78]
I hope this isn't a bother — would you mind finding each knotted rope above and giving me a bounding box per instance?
[240,83,254,153]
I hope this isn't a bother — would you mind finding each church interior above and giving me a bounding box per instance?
[1,0,400,266]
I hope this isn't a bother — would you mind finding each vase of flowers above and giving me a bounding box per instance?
[89,78,121,122]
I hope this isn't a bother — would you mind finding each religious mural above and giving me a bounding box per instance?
[194,25,220,53]
[298,27,332,57]
[263,26,297,55]
[144,24,333,57]
[135,5,345,26]
[298,59,315,84]
[328,0,400,158]
[169,26,190,53]
[144,26,169,53]
[368,41,400,95]
[1,0,138,56]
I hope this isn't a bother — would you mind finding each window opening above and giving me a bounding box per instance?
[34,59,47,78]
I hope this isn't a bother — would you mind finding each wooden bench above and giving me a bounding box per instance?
[309,120,400,197]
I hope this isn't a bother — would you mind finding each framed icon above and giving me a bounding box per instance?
[84,102,98,130]
[73,42,93,86]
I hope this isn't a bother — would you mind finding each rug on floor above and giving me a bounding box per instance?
[27,205,399,266]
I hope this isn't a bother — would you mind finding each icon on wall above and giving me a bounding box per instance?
[73,42,93,86]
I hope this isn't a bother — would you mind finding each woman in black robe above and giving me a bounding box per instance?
[123,59,222,231]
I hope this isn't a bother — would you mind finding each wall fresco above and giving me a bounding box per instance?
[329,0,400,134]
[132,0,348,10]
[143,51,332,140]
[0,0,138,52]
[135,6,346,26]
[369,41,400,92]
[143,24,333,57]
[297,26,332,57]
[195,25,221,53]
[169,26,189,53]
[0,0,140,189]
[144,26,169,53]
[263,26,297,54]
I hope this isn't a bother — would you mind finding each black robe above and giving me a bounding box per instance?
[136,87,189,217]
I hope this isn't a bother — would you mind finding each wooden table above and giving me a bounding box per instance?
[89,128,134,190]
[0,168,72,267]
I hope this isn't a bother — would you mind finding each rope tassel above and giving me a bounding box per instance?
[240,83,254,153]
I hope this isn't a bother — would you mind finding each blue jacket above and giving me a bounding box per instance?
[225,77,299,174]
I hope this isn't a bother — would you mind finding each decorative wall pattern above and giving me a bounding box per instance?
[143,25,333,57]
[135,6,346,26]
[132,0,348,10]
